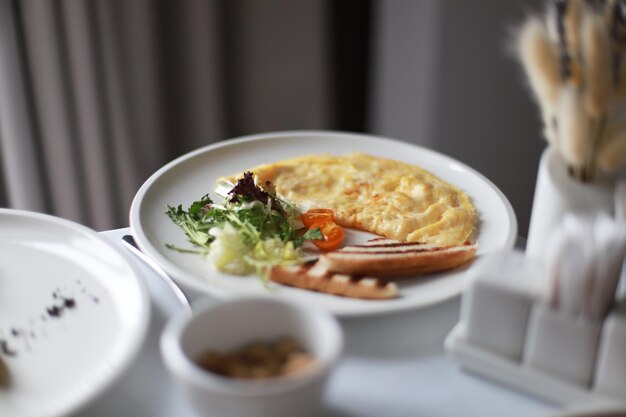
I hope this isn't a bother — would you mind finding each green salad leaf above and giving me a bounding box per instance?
[165,172,320,276]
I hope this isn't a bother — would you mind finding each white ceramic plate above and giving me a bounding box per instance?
[77,230,192,417]
[0,209,150,417]
[130,131,517,317]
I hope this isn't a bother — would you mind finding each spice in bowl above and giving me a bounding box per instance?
[196,337,314,379]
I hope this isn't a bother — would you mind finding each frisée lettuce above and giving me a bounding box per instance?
[165,172,321,277]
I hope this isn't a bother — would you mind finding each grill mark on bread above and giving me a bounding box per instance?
[362,242,428,248]
[333,244,472,256]
[356,244,434,252]
[362,239,431,248]
[268,261,398,300]
[318,238,478,277]
[337,247,441,254]
[332,240,441,254]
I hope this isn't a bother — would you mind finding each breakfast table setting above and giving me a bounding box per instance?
[78,229,555,417]
[1,126,624,417]
[3,1,626,416]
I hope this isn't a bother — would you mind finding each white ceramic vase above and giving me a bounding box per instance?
[526,146,615,262]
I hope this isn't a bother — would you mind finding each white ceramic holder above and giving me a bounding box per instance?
[460,251,541,362]
[526,146,615,262]
[463,278,533,362]
[445,255,626,409]
[594,302,626,399]
[523,304,602,387]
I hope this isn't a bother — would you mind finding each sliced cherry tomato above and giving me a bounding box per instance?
[309,220,344,251]
[300,208,335,228]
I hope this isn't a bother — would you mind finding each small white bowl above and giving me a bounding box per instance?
[160,296,343,417]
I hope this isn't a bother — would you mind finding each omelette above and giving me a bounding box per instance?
[220,153,477,247]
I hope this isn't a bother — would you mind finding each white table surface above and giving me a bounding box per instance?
[78,228,558,417]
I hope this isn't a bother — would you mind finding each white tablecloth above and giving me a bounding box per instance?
[78,228,557,417]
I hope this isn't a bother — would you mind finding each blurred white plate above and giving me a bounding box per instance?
[130,131,517,317]
[76,230,192,417]
[0,209,150,417]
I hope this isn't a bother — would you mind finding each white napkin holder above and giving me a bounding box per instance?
[594,307,626,399]
[524,304,602,387]
[445,251,626,408]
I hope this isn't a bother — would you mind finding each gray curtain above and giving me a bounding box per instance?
[0,0,331,230]
[371,0,546,236]
[1,0,548,236]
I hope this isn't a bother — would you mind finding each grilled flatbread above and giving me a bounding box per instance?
[318,238,477,277]
[268,261,398,300]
